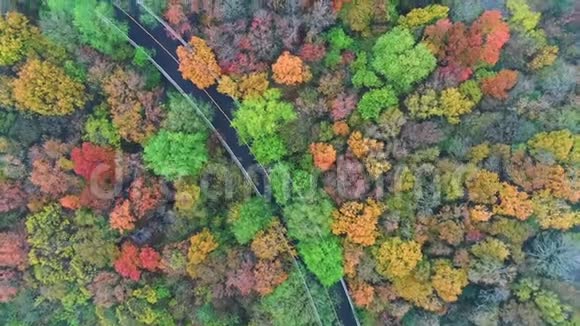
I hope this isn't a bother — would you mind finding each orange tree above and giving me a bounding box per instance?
[310,142,337,172]
[272,51,312,86]
[331,199,383,246]
[177,36,221,89]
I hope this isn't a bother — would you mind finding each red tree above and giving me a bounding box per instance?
[28,140,79,198]
[128,176,163,219]
[114,242,160,281]
[164,0,192,37]
[424,11,510,82]
[226,259,256,296]
[139,246,160,272]
[0,269,19,302]
[0,182,26,213]
[114,242,141,281]
[72,142,117,211]
[253,259,288,296]
[71,142,116,182]
[299,43,327,62]
[331,92,357,121]
[109,200,136,233]
[481,69,518,100]
[0,232,27,271]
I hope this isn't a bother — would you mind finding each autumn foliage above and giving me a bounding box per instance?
[251,220,292,261]
[12,58,86,115]
[481,69,518,100]
[109,200,136,233]
[375,237,422,280]
[424,11,510,82]
[494,183,533,220]
[0,182,26,213]
[431,260,468,302]
[253,260,288,296]
[350,281,375,308]
[272,51,312,85]
[310,142,337,171]
[177,36,221,89]
[114,242,160,281]
[103,67,164,143]
[332,199,383,246]
[0,12,40,66]
[0,232,27,271]
[186,229,218,278]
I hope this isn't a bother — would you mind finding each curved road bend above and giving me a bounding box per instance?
[115,4,360,326]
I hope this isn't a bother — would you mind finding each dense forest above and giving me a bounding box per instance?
[0,0,578,325]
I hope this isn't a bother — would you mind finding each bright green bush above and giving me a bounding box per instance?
[260,269,339,325]
[298,237,344,287]
[46,0,132,59]
[232,89,296,164]
[144,130,208,180]
[251,135,288,164]
[326,27,354,50]
[357,87,398,121]
[231,197,273,244]
[371,27,437,92]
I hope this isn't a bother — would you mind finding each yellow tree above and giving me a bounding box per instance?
[272,51,312,86]
[432,260,468,302]
[399,5,449,29]
[217,72,269,100]
[177,36,221,89]
[375,237,422,280]
[12,58,86,115]
[186,228,218,278]
[0,12,39,66]
[251,220,293,261]
[466,169,502,204]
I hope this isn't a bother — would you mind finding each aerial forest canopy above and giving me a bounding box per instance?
[0,0,578,325]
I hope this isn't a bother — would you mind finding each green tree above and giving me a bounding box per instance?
[283,195,334,242]
[251,135,289,165]
[232,89,297,164]
[162,91,213,134]
[357,87,398,121]
[46,0,132,59]
[326,27,354,50]
[83,104,121,148]
[231,197,274,244]
[143,130,208,180]
[298,237,344,287]
[259,269,340,325]
[371,27,436,92]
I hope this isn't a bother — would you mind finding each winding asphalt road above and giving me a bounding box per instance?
[115,3,359,325]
